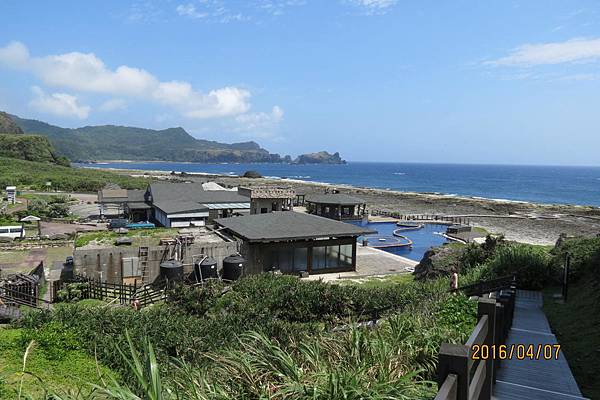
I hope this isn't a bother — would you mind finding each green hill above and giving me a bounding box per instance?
[0,134,69,166]
[0,156,149,192]
[0,112,69,166]
[0,111,24,134]
[9,113,287,163]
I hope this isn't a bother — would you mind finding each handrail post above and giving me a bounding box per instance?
[493,302,504,381]
[477,298,496,400]
[438,343,469,400]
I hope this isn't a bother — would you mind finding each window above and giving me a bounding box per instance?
[340,244,353,267]
[293,247,308,271]
[9,228,22,233]
[270,247,308,272]
[312,246,327,270]
[0,228,8,234]
[327,245,340,268]
[261,207,268,214]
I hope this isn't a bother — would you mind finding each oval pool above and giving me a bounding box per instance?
[350,221,449,262]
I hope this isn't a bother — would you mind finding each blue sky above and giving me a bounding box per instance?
[1,1,600,165]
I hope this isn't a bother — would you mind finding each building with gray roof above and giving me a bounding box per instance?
[215,211,374,275]
[305,193,367,221]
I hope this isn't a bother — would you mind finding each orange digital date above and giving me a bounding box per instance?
[470,344,560,360]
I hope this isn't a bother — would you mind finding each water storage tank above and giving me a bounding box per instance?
[160,260,184,282]
[194,257,218,281]
[222,254,245,281]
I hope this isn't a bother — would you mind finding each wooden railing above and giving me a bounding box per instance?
[52,275,167,307]
[370,210,471,225]
[435,282,517,400]
[453,275,516,297]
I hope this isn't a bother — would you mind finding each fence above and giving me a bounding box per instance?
[453,275,516,297]
[435,281,517,400]
[370,210,471,225]
[51,275,167,307]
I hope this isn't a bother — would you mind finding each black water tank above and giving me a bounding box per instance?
[222,254,245,281]
[194,257,218,281]
[160,260,184,282]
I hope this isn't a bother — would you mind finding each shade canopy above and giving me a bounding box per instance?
[20,215,41,222]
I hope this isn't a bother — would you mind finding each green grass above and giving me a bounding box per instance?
[0,156,150,192]
[0,327,116,399]
[75,228,180,248]
[543,282,600,400]
[0,250,28,264]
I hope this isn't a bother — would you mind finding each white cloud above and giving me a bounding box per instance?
[0,41,256,120]
[176,3,208,19]
[29,86,90,119]
[348,0,398,15]
[235,105,284,137]
[99,98,127,112]
[487,38,600,67]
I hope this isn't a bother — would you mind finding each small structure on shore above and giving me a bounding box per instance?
[97,187,128,218]
[238,186,295,214]
[215,211,375,275]
[305,193,367,221]
[5,186,16,205]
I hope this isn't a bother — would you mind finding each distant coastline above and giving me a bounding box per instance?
[77,160,600,208]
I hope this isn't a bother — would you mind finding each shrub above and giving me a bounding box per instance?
[550,236,600,282]
[485,244,553,289]
[18,321,80,360]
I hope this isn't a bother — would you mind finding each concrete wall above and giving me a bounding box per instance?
[74,240,239,283]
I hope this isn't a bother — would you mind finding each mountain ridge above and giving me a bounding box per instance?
[5,112,345,165]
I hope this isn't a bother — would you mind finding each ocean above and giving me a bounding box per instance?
[77,161,600,207]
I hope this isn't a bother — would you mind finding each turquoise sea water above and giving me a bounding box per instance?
[78,161,600,207]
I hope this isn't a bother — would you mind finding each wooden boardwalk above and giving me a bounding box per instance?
[493,290,587,400]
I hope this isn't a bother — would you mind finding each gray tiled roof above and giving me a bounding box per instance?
[153,201,209,214]
[148,183,250,214]
[215,211,374,242]
[305,193,365,205]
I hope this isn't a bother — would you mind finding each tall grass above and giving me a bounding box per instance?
[15,272,482,399]
[484,244,553,289]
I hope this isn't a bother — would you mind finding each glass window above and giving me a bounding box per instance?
[0,228,8,234]
[312,246,327,270]
[327,245,340,268]
[340,244,353,267]
[293,247,308,271]
[270,249,295,272]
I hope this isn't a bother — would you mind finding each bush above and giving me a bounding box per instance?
[18,321,80,360]
[485,244,554,289]
[551,236,600,282]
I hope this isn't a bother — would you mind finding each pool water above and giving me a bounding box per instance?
[350,221,449,262]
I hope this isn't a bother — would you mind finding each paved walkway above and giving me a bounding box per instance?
[493,290,587,400]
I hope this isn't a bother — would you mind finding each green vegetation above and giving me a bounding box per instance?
[0,327,115,399]
[12,113,287,163]
[9,271,482,398]
[3,233,597,398]
[19,194,72,219]
[542,236,600,399]
[0,133,69,166]
[75,228,179,247]
[0,156,150,192]
[0,111,24,135]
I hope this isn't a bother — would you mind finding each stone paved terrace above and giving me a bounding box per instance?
[493,290,587,400]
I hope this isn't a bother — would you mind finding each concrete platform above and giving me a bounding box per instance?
[305,244,416,282]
